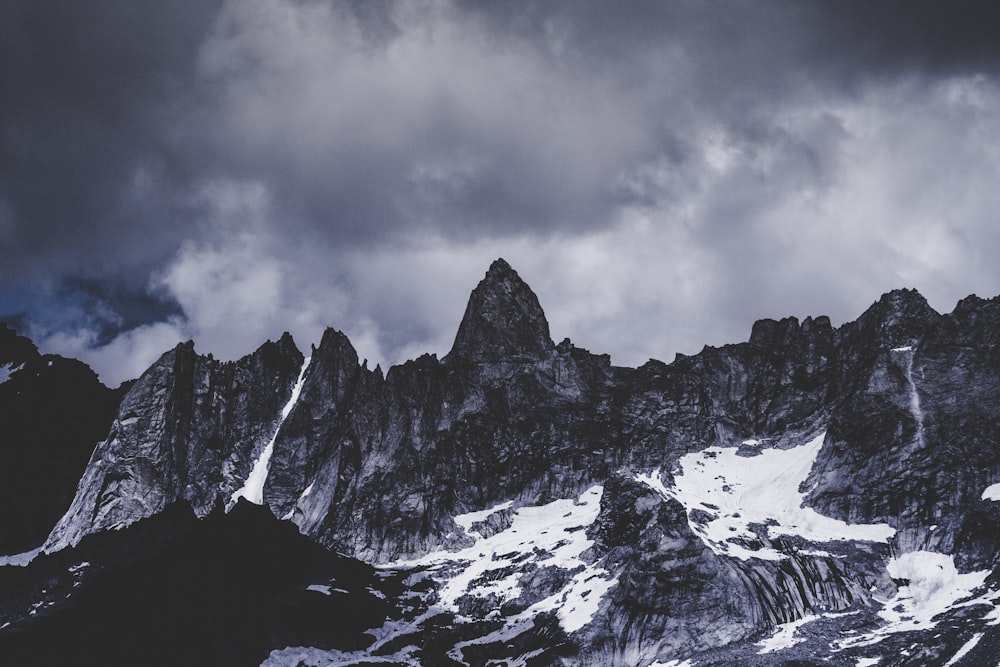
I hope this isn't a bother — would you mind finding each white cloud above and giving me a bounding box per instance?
[40,320,187,386]
[157,236,284,351]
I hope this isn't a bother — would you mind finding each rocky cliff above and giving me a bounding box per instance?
[9,260,1000,665]
[44,334,305,550]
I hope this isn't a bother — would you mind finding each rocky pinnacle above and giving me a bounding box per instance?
[446,258,554,363]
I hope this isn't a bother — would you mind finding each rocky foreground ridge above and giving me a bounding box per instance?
[5,258,1000,665]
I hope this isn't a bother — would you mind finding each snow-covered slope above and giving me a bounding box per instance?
[637,432,894,561]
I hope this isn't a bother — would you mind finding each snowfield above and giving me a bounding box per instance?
[635,431,1000,665]
[269,487,620,666]
[388,485,616,635]
[637,432,895,560]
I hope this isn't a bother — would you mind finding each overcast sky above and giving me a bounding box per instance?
[4,0,1000,384]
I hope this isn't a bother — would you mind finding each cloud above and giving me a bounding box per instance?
[5,1,1000,384]
[40,320,187,386]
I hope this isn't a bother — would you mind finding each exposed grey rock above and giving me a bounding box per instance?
[580,474,884,666]
[804,291,1000,566]
[35,262,1000,665]
[44,334,304,551]
[446,257,554,363]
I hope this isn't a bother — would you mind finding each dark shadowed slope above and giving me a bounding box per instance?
[0,323,125,554]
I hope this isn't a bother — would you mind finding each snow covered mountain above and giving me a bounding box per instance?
[4,259,1000,666]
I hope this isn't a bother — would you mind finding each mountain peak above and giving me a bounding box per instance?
[486,257,515,278]
[855,287,941,345]
[446,259,554,363]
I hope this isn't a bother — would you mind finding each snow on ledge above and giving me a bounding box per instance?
[756,613,822,654]
[981,483,1000,501]
[944,632,985,667]
[836,551,991,649]
[637,432,895,560]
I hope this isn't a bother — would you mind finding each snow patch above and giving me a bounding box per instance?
[306,584,348,596]
[638,432,894,560]
[229,356,310,508]
[528,562,619,633]
[389,486,615,636]
[943,632,984,667]
[0,362,24,385]
[839,551,990,648]
[981,483,1000,501]
[756,611,857,654]
[757,614,823,653]
[891,345,914,352]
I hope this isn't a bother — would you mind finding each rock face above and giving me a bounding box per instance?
[24,261,1000,665]
[805,292,1000,565]
[44,334,304,551]
[447,257,555,362]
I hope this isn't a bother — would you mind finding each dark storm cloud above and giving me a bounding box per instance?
[456,0,1000,90]
[5,0,1000,270]
[806,1,1000,78]
[0,277,180,346]
[4,0,1000,382]
[0,1,226,280]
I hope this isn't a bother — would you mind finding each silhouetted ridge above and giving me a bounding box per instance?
[0,323,38,367]
[0,325,122,553]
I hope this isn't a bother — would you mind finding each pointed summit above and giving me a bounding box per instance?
[854,288,941,346]
[446,259,554,362]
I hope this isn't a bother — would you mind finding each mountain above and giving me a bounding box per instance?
[0,324,125,555]
[5,260,1000,665]
[0,500,397,666]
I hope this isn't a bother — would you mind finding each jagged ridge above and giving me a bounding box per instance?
[21,263,1000,665]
